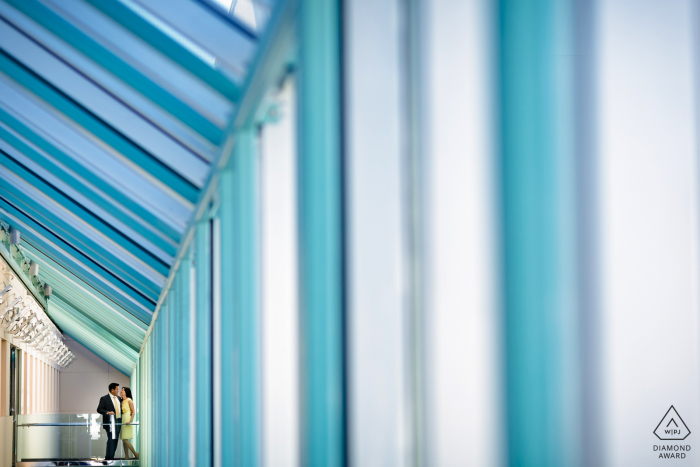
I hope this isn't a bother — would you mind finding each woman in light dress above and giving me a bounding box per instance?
[120,387,139,460]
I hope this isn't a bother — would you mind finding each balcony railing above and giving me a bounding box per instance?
[15,414,140,465]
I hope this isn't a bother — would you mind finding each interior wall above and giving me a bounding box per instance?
[0,415,11,467]
[59,336,129,414]
[1,254,64,466]
[1,334,62,466]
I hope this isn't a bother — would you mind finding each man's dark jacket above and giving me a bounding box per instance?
[96,394,123,430]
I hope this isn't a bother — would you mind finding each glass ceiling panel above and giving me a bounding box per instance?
[124,0,257,78]
[51,295,143,351]
[50,301,138,374]
[0,75,194,233]
[208,0,274,33]
[39,270,148,343]
[0,2,218,161]
[0,169,169,287]
[0,10,212,185]
[20,239,155,322]
[0,136,175,265]
[2,0,235,137]
[0,0,268,373]
[0,113,183,244]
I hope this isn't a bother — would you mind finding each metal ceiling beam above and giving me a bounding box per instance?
[0,13,211,188]
[0,121,179,257]
[51,295,141,352]
[0,149,172,275]
[0,0,219,163]
[136,0,295,357]
[0,207,157,319]
[23,242,153,325]
[56,320,136,375]
[0,48,201,204]
[0,188,165,298]
[3,0,226,146]
[38,266,149,335]
[28,246,152,332]
[130,0,257,76]
[0,102,185,243]
[82,0,242,102]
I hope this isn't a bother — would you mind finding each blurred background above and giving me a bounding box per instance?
[0,0,698,466]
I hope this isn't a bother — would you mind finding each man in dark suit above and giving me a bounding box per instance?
[96,382,122,460]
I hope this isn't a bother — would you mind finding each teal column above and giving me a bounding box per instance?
[161,300,170,466]
[219,162,237,465]
[195,221,213,466]
[498,1,579,466]
[219,128,261,466]
[298,0,345,464]
[152,320,158,466]
[178,252,193,465]
[168,279,181,465]
[234,129,260,467]
[152,327,158,466]
[155,311,168,466]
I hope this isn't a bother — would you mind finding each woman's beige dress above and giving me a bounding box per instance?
[120,398,133,440]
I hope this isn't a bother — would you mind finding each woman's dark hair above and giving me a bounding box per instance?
[123,387,133,399]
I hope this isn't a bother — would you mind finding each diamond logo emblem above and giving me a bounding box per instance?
[654,406,691,440]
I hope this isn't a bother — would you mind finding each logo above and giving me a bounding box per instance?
[654,406,691,440]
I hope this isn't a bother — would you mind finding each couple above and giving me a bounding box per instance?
[96,382,139,460]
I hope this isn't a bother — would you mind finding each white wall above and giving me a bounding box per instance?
[59,336,129,414]
[597,1,700,465]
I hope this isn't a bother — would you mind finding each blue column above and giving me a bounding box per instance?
[298,0,346,464]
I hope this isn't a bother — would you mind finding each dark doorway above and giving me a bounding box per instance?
[10,346,17,466]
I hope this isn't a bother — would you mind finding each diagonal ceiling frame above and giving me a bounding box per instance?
[0,0,270,378]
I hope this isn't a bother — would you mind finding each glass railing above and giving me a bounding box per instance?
[16,414,140,464]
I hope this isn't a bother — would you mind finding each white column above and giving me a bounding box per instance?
[260,79,300,467]
[422,0,503,465]
[344,0,409,463]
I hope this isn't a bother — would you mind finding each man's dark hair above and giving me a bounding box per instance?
[108,382,119,392]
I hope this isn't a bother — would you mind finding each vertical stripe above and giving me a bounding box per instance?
[298,0,346,464]
[497,0,579,465]
[219,165,237,465]
[235,129,260,467]
[195,220,213,466]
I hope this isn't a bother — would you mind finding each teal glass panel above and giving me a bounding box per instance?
[158,298,170,466]
[177,252,193,466]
